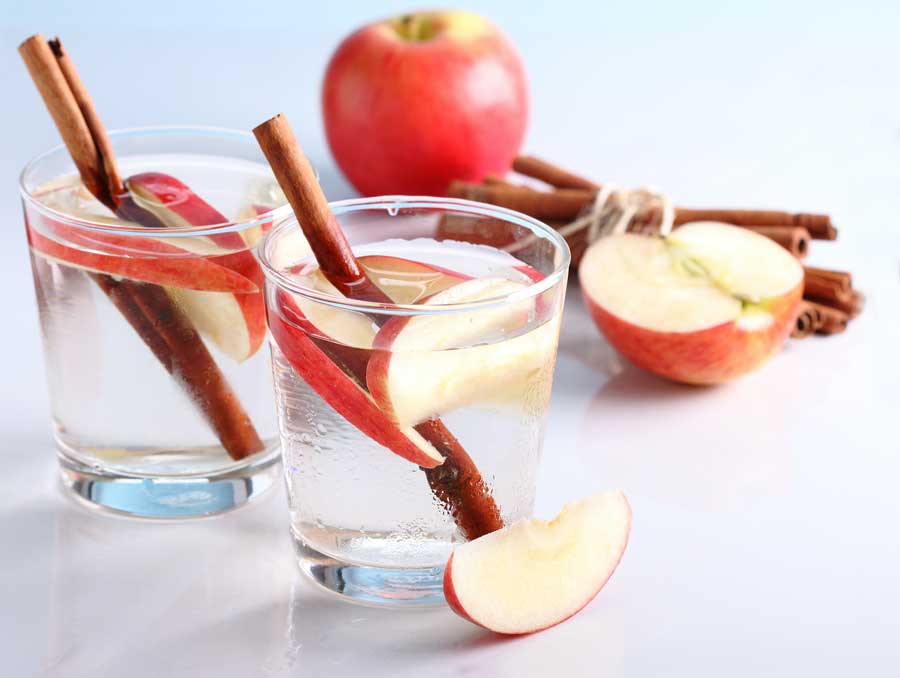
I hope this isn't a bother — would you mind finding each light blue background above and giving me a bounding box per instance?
[2,3,900,676]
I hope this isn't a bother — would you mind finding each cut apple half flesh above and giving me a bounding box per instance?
[269,289,443,468]
[444,491,631,635]
[579,222,803,384]
[367,277,559,427]
[127,172,267,363]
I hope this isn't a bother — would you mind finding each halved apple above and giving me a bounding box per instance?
[579,221,803,384]
[444,490,631,635]
[126,172,267,362]
[269,288,444,468]
[366,277,559,427]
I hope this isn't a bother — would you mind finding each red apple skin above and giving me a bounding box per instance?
[583,285,803,385]
[366,315,408,421]
[127,173,267,360]
[442,554,477,626]
[322,10,528,196]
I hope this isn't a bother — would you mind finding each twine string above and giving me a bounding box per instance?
[502,186,674,256]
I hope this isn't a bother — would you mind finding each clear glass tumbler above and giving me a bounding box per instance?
[260,197,570,606]
[20,126,289,518]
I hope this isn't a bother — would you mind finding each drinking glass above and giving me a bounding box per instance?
[20,126,289,518]
[260,197,570,606]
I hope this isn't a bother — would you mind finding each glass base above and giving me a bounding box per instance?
[57,445,281,519]
[293,536,447,608]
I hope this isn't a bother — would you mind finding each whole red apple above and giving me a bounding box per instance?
[322,10,529,196]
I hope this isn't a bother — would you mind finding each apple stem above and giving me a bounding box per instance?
[393,14,437,42]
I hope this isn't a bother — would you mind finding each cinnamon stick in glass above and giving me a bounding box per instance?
[254,114,502,539]
[19,34,262,459]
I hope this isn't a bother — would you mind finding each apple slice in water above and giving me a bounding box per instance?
[579,222,804,384]
[126,172,267,362]
[27,219,258,293]
[290,254,470,348]
[269,254,470,467]
[444,491,631,635]
[269,288,444,468]
[366,277,559,427]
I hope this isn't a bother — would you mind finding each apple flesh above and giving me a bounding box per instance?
[579,222,804,384]
[444,490,631,635]
[127,172,267,363]
[322,10,528,196]
[367,276,559,427]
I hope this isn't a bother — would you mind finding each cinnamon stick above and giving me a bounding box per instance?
[483,174,527,189]
[448,181,594,221]
[805,289,864,318]
[456,181,836,244]
[254,114,502,539]
[513,155,600,190]
[20,34,262,460]
[19,36,111,208]
[665,208,837,240]
[807,301,849,335]
[803,266,853,305]
[741,226,810,258]
[792,300,823,338]
[252,115,387,304]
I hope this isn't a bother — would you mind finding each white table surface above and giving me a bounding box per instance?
[2,2,899,676]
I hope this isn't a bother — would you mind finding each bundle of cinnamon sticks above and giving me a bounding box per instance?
[448,156,863,338]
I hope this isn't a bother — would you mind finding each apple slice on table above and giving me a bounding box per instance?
[269,288,443,468]
[126,172,267,362]
[367,276,560,427]
[579,222,804,385]
[444,490,631,635]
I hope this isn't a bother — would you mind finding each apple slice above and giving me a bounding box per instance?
[367,277,559,427]
[444,490,631,635]
[126,172,267,362]
[267,255,472,466]
[27,220,258,293]
[269,289,443,468]
[579,222,803,384]
[358,255,470,304]
[286,255,470,349]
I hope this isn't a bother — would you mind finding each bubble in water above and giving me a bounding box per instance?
[315,423,328,436]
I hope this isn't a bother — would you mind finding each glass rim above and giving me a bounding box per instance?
[259,196,571,315]
[18,124,293,238]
